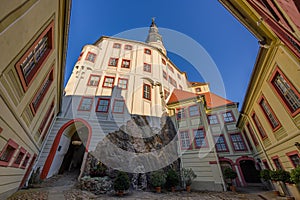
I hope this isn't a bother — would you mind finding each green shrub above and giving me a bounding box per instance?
[260,169,271,181]
[113,171,130,191]
[166,168,179,188]
[270,169,291,183]
[223,167,237,180]
[182,168,197,186]
[290,166,300,184]
[150,170,166,187]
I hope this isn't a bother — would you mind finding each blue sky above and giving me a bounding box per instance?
[65,0,259,108]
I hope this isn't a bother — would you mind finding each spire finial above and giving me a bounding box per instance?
[152,17,155,23]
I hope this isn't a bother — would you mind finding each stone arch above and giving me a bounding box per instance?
[40,118,92,179]
[236,156,260,185]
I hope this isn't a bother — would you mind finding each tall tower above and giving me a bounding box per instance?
[146,18,167,55]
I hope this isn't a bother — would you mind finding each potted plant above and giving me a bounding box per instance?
[150,170,166,193]
[113,171,130,196]
[182,168,197,192]
[270,169,292,196]
[290,166,300,185]
[289,166,300,199]
[166,168,179,192]
[223,167,237,192]
[260,169,273,190]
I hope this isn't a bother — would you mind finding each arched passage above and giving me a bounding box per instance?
[40,118,92,179]
[236,156,261,185]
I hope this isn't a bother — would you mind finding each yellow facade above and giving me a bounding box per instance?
[0,0,70,198]
[219,0,300,198]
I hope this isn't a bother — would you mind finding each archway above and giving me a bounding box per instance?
[239,159,261,183]
[40,119,92,179]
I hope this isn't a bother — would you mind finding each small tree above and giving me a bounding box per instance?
[260,169,271,181]
[166,168,179,189]
[113,171,130,192]
[182,168,197,186]
[290,166,300,184]
[150,170,166,188]
[270,169,291,183]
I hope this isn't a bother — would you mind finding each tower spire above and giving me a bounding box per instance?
[146,18,166,55]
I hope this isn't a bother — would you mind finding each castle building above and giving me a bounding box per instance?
[32,19,259,192]
[0,0,71,198]
[219,0,300,198]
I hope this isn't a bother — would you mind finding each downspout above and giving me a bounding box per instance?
[197,96,227,192]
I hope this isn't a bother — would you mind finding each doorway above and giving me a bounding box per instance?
[239,160,261,183]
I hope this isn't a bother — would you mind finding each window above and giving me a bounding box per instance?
[124,44,132,50]
[161,58,166,65]
[108,57,118,67]
[168,76,177,87]
[40,113,54,143]
[222,111,235,123]
[214,135,228,152]
[259,97,280,129]
[117,78,128,90]
[193,129,207,148]
[113,43,121,48]
[163,70,167,80]
[287,151,300,167]
[143,84,151,100]
[144,48,151,55]
[38,100,54,133]
[16,21,54,91]
[263,160,270,169]
[13,148,26,167]
[196,88,201,93]
[246,123,259,146]
[0,139,18,166]
[87,75,100,86]
[103,76,115,88]
[113,100,125,113]
[164,90,170,100]
[177,108,186,120]
[293,0,300,13]
[189,105,200,117]
[30,69,53,114]
[143,63,151,72]
[243,130,253,150]
[272,157,283,169]
[252,113,267,139]
[289,154,300,167]
[78,97,93,111]
[179,131,191,150]
[85,52,96,63]
[167,64,174,73]
[177,73,181,79]
[271,69,300,115]
[21,153,30,168]
[121,59,130,68]
[179,85,182,90]
[230,133,247,151]
[96,98,110,113]
[208,114,219,125]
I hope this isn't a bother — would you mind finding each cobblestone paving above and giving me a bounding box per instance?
[9,187,263,200]
[63,188,263,200]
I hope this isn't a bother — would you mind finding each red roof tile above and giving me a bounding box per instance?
[167,89,233,108]
[167,89,198,104]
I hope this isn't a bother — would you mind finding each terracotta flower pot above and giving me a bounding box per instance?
[273,190,280,196]
[186,185,191,192]
[117,190,124,196]
[171,186,175,192]
[155,187,161,193]
[230,185,236,192]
